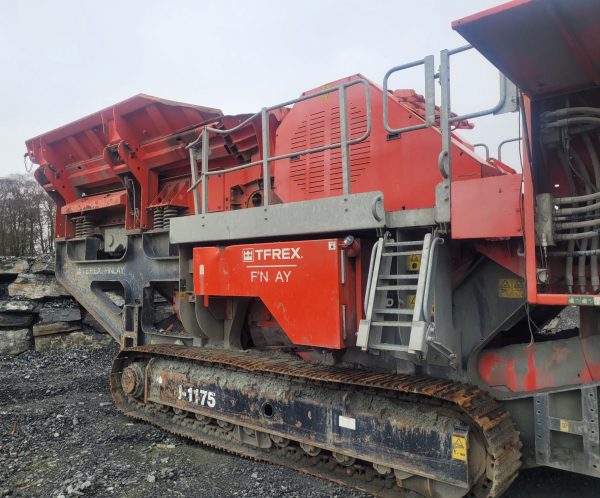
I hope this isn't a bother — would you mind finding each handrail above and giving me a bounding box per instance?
[473,143,490,160]
[187,79,372,214]
[497,137,522,161]
[383,55,436,134]
[185,47,519,220]
[421,236,444,322]
[438,44,519,183]
[363,238,383,316]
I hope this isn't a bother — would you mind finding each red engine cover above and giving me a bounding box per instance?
[193,239,359,349]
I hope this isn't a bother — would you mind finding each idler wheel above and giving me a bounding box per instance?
[300,443,321,456]
[270,435,290,448]
[333,452,356,467]
[121,362,145,399]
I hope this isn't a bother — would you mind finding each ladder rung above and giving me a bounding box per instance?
[370,343,410,352]
[372,321,412,327]
[374,308,414,315]
[379,274,419,280]
[382,250,422,257]
[376,285,418,291]
[384,241,423,247]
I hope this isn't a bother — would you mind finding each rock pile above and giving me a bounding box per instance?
[0,255,111,356]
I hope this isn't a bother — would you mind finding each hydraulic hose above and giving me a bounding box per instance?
[555,190,600,204]
[542,107,600,120]
[543,117,600,128]
[555,200,600,216]
[555,230,599,241]
[550,247,600,257]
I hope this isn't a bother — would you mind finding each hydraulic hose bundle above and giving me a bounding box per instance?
[542,107,600,292]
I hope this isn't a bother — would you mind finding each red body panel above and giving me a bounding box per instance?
[273,75,504,212]
[61,191,127,215]
[478,335,600,392]
[192,239,358,349]
[453,0,600,97]
[451,174,523,239]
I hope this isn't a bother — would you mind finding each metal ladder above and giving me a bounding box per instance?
[356,233,440,357]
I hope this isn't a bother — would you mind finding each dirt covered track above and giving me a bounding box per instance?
[0,343,597,498]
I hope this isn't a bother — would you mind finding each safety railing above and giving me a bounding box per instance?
[186,47,518,219]
[382,44,518,222]
[383,55,436,134]
[473,143,490,160]
[497,137,522,162]
[382,45,518,177]
[438,45,518,179]
[186,79,372,215]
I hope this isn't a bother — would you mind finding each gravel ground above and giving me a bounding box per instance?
[0,343,598,498]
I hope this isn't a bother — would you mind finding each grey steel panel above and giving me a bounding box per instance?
[534,385,600,477]
[386,208,435,228]
[170,192,385,244]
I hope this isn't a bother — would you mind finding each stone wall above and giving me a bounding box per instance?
[0,255,111,356]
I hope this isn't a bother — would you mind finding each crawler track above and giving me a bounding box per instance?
[111,345,522,497]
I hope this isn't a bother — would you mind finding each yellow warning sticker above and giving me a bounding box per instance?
[560,419,570,432]
[408,254,421,272]
[408,295,435,314]
[499,278,525,298]
[451,435,468,461]
[178,291,186,300]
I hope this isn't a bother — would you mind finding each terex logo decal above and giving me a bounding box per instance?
[242,248,254,262]
[242,247,302,262]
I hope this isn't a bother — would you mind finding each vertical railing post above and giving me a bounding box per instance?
[339,84,351,195]
[436,49,451,224]
[261,107,270,207]
[201,127,209,215]
[188,148,201,215]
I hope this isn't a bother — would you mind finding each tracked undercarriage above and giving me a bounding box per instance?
[112,345,521,498]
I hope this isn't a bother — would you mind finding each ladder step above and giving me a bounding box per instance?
[384,241,423,247]
[382,250,422,257]
[379,274,419,280]
[374,308,414,315]
[372,321,412,327]
[370,343,410,352]
[376,285,418,291]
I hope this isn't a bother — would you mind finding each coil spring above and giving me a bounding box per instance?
[163,206,179,229]
[73,216,96,238]
[153,207,165,230]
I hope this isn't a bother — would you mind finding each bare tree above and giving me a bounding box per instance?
[0,174,55,256]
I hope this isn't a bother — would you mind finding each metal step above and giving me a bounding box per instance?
[376,285,418,291]
[383,241,423,247]
[369,343,410,352]
[372,321,412,327]
[379,274,419,280]
[374,308,414,315]
[382,250,422,257]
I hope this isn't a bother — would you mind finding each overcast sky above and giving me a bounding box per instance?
[0,0,521,177]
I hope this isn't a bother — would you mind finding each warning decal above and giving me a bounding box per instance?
[451,435,467,461]
[567,296,600,306]
[407,254,421,272]
[499,278,525,298]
